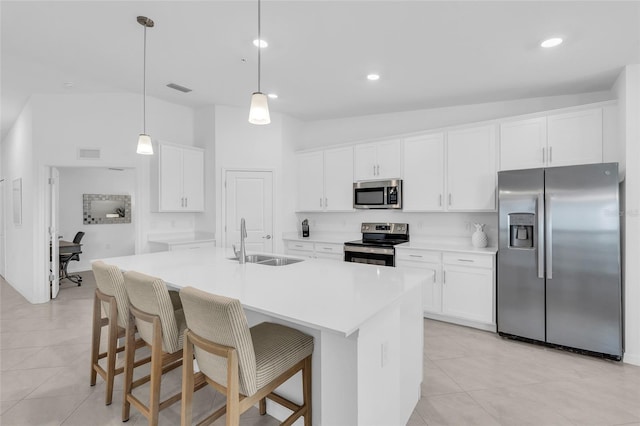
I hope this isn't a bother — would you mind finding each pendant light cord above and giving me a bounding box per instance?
[142,23,147,134]
[257,0,261,93]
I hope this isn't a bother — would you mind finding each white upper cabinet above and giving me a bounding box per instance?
[296,151,325,212]
[152,143,205,212]
[547,108,603,167]
[500,108,603,171]
[354,139,402,181]
[324,146,354,211]
[403,133,445,211]
[296,146,354,212]
[446,125,497,211]
[500,117,547,171]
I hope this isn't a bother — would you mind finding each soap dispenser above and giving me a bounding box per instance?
[302,219,310,238]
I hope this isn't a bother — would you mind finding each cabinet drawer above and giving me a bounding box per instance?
[315,243,343,255]
[396,249,441,263]
[285,240,314,252]
[442,253,493,268]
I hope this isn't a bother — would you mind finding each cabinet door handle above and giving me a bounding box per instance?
[322,247,332,251]
[448,194,452,206]
[458,259,474,263]
[373,165,376,176]
[542,147,546,164]
[320,197,323,208]
[376,164,380,176]
[443,270,446,284]
[181,197,184,207]
[325,197,328,208]
[185,197,188,207]
[295,244,303,248]
[549,146,553,163]
[439,194,442,207]
[409,254,423,258]
[262,235,272,239]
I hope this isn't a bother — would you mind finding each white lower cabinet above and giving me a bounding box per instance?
[396,249,442,313]
[284,240,343,261]
[397,248,495,331]
[314,242,344,260]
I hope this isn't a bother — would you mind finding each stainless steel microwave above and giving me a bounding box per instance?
[353,179,402,209]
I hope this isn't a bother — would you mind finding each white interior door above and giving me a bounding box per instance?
[49,167,60,298]
[224,170,274,253]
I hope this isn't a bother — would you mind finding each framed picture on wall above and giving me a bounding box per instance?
[12,178,21,225]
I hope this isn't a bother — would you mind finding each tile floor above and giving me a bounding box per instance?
[1,272,639,426]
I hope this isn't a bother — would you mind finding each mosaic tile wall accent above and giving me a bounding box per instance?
[83,194,131,225]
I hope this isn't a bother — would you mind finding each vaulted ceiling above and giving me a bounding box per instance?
[2,1,639,139]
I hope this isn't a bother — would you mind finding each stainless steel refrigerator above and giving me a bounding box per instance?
[497,163,622,360]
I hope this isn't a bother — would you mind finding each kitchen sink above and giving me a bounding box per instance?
[228,254,304,266]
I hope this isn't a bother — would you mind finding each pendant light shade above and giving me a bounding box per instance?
[249,92,271,125]
[137,134,153,155]
[248,0,270,125]
[136,16,154,155]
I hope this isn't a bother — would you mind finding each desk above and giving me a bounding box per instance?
[58,240,83,285]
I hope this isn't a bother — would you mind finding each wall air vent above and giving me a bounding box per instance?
[166,82,192,93]
[77,148,101,160]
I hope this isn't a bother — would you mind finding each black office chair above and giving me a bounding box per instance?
[59,231,85,286]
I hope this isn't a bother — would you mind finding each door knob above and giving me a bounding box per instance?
[262,235,272,239]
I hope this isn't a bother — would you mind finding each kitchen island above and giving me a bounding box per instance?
[100,246,426,426]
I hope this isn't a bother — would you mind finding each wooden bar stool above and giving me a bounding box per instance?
[90,261,150,405]
[179,286,314,426]
[122,271,205,426]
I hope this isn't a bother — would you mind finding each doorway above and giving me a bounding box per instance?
[223,170,274,253]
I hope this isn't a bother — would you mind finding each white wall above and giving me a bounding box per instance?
[2,93,197,302]
[194,106,216,234]
[57,167,136,273]
[299,91,614,150]
[212,105,302,253]
[1,103,36,301]
[614,65,640,366]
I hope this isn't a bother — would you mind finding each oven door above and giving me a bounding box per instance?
[343,245,395,267]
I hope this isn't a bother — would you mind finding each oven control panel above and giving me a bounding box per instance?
[361,222,408,234]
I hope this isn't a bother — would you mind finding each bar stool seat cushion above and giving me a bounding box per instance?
[251,322,313,391]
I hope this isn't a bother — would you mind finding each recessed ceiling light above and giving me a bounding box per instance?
[367,74,380,81]
[253,39,268,48]
[541,37,563,48]
[63,81,74,88]
[267,93,278,99]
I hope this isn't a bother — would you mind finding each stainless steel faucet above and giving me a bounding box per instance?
[237,217,247,264]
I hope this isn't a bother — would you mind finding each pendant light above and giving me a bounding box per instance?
[136,16,154,155]
[248,0,270,125]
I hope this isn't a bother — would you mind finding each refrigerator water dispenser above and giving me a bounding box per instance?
[508,213,534,249]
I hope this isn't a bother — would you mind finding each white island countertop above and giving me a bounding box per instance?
[99,246,427,337]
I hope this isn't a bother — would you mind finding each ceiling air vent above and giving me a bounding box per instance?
[166,82,192,93]
[77,148,101,160]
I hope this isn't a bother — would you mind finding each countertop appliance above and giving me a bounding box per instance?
[353,179,402,209]
[497,163,622,360]
[344,222,409,267]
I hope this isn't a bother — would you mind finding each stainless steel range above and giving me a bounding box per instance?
[344,222,409,267]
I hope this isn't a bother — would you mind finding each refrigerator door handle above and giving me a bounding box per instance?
[537,193,545,279]
[545,192,552,279]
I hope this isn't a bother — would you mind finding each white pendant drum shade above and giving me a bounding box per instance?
[137,134,153,155]
[136,16,154,155]
[248,0,270,125]
[249,92,271,125]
